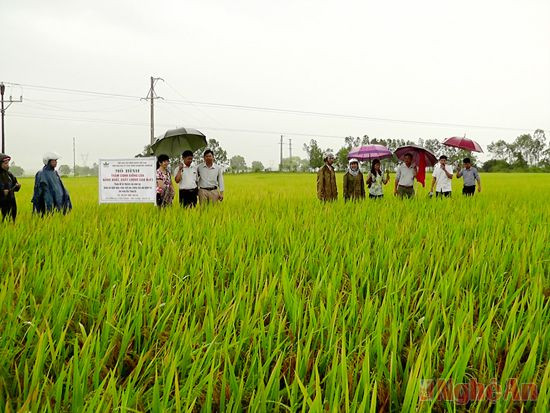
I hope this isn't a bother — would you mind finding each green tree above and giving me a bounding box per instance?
[58,164,72,176]
[533,129,546,165]
[251,161,264,172]
[194,138,228,166]
[281,156,303,171]
[423,139,443,156]
[9,162,24,177]
[229,155,247,173]
[74,165,98,176]
[302,139,324,169]
[488,140,513,162]
[298,158,310,172]
[481,159,511,172]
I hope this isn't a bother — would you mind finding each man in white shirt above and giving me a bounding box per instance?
[174,150,198,207]
[430,155,453,197]
[197,149,224,204]
[394,153,417,198]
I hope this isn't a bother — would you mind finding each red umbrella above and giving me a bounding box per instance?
[394,145,437,167]
[443,136,483,152]
[394,145,437,188]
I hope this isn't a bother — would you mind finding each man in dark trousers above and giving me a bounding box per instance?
[174,150,199,207]
[0,153,21,222]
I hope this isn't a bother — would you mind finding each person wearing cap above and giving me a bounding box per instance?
[394,153,417,198]
[31,152,72,215]
[174,150,198,208]
[343,158,365,201]
[0,153,21,222]
[317,152,337,201]
[197,149,224,204]
[367,158,390,199]
[429,155,453,198]
[456,157,481,196]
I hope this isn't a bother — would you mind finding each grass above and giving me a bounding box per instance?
[0,172,549,412]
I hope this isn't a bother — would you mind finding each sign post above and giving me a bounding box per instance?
[99,158,156,204]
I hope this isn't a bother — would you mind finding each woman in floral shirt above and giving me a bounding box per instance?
[156,154,175,207]
[366,158,390,199]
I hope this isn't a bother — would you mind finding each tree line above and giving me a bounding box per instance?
[141,130,548,173]
[13,130,547,177]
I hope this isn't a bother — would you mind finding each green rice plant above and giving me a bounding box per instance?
[0,172,548,412]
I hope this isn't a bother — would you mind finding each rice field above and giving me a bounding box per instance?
[1,172,549,412]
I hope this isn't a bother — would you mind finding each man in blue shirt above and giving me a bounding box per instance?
[456,158,481,196]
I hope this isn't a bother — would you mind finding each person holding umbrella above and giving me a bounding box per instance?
[367,159,390,199]
[429,155,453,198]
[174,150,198,208]
[317,152,337,201]
[0,153,21,222]
[394,153,417,198]
[456,157,481,196]
[156,154,175,207]
[343,158,365,201]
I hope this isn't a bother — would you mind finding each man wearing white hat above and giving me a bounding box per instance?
[317,152,337,201]
[32,152,72,215]
[0,153,21,222]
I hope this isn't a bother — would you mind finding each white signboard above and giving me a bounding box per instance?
[99,158,156,204]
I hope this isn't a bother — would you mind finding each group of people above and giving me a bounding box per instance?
[1,148,483,222]
[317,152,481,201]
[155,149,225,208]
[1,152,72,222]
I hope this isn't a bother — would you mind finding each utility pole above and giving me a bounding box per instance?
[142,76,163,145]
[279,135,284,171]
[0,83,23,153]
[73,137,76,176]
[288,138,293,172]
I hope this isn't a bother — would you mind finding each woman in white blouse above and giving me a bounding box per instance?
[366,159,390,199]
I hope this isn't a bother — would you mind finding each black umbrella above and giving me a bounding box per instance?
[151,127,207,158]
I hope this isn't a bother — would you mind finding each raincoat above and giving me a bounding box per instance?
[32,165,72,214]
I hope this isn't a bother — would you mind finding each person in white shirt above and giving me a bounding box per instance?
[430,155,453,197]
[174,150,198,208]
[394,153,417,198]
[197,149,224,204]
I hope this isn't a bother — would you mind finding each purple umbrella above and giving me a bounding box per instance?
[348,144,393,161]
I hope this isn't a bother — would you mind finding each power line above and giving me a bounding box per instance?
[8,112,349,140]
[4,81,544,132]
[163,80,222,127]
[4,82,140,100]
[24,98,141,113]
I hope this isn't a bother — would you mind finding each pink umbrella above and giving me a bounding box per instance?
[443,136,483,153]
[348,144,393,161]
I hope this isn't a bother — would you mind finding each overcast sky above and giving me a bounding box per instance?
[2,0,549,171]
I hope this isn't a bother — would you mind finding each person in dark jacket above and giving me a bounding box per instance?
[0,153,21,222]
[32,152,72,215]
[317,152,338,201]
[343,158,365,201]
